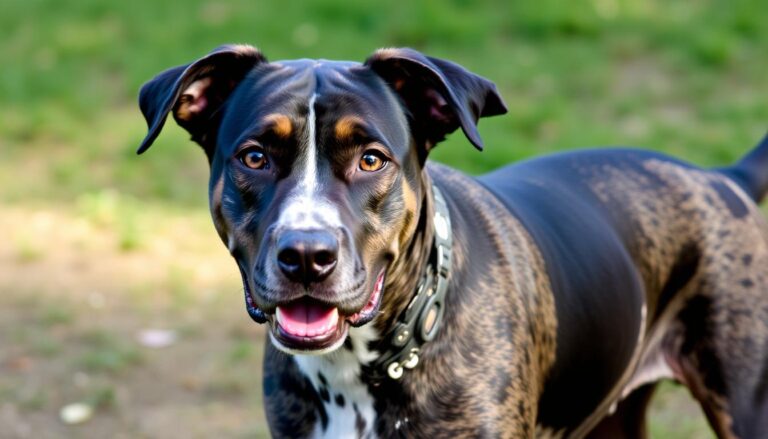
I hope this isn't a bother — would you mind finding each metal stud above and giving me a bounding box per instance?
[403,351,419,369]
[388,361,404,380]
[434,212,449,240]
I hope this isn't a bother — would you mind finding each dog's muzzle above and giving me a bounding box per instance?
[240,226,386,353]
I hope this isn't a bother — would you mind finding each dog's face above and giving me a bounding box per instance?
[138,45,505,354]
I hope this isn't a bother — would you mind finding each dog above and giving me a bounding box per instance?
[136,44,768,438]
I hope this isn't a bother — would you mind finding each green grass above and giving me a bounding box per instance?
[2,0,767,207]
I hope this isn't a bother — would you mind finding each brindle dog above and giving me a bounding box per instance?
[137,44,768,438]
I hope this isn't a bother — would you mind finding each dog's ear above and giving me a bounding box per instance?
[364,48,507,157]
[137,44,266,156]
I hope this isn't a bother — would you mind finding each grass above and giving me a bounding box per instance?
[2,0,767,206]
[2,0,766,436]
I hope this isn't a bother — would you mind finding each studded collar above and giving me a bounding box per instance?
[367,184,453,380]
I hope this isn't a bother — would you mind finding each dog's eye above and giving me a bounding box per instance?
[238,147,268,170]
[359,151,387,172]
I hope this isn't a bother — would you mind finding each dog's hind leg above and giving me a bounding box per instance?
[669,293,768,439]
[664,219,768,439]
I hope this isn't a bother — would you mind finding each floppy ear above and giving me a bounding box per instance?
[364,48,507,156]
[137,44,266,156]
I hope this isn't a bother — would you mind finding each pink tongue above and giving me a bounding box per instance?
[277,301,338,337]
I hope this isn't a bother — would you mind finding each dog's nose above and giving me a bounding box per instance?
[276,230,339,285]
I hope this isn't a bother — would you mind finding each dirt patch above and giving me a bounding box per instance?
[1,205,269,438]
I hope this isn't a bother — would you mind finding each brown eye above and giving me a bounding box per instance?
[359,151,387,172]
[239,148,268,170]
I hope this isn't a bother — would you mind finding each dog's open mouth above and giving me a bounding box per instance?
[265,270,386,352]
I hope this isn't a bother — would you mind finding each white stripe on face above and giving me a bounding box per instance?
[276,93,342,230]
[301,93,319,194]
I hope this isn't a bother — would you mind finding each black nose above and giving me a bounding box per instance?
[276,230,339,285]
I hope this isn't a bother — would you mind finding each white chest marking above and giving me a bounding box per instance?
[294,325,379,439]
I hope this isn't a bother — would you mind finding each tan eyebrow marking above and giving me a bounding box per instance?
[263,113,293,138]
[334,115,366,141]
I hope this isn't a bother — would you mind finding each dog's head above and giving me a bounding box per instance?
[138,45,505,354]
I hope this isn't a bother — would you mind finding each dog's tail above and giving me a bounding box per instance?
[718,131,768,203]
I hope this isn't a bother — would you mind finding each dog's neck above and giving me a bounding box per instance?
[374,174,437,336]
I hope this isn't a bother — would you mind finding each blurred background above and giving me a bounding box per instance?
[2,0,767,437]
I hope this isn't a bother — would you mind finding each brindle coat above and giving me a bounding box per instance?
[137,44,768,438]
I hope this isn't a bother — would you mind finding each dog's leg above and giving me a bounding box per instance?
[584,384,657,439]
[664,225,768,439]
[671,296,768,439]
